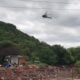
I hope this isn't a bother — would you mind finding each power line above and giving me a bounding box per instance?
[1,6,80,11]
[19,0,80,4]
[0,0,79,4]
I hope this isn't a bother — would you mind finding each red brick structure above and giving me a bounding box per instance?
[18,56,26,65]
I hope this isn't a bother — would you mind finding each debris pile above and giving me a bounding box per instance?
[0,66,80,80]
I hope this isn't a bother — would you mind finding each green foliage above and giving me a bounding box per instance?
[68,47,80,62]
[0,21,79,66]
[0,56,5,64]
[0,41,21,64]
[75,61,80,73]
[52,45,74,65]
[39,44,56,65]
[75,61,80,67]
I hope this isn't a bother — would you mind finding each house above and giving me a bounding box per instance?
[5,55,26,66]
[0,42,26,66]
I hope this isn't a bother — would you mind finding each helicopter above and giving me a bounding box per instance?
[42,12,52,19]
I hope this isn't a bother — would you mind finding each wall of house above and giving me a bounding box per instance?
[11,56,18,65]
[18,57,26,65]
[5,55,26,66]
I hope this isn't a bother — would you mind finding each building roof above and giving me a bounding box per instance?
[0,42,20,56]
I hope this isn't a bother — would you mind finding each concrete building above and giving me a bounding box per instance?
[5,55,26,65]
[0,42,26,66]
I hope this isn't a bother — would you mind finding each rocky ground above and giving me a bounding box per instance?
[0,66,80,80]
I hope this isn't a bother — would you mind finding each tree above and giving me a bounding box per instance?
[52,45,74,65]
[38,44,56,65]
[0,41,21,64]
[68,47,80,64]
[75,61,80,73]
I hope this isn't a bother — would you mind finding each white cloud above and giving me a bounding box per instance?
[0,0,80,48]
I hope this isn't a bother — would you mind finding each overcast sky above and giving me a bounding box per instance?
[0,0,80,48]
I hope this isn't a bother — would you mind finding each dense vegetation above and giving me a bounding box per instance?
[0,21,80,66]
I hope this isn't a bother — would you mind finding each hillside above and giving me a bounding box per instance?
[0,21,53,63]
[0,21,77,66]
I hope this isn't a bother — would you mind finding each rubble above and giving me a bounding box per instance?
[0,66,80,80]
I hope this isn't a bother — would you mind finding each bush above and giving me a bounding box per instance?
[75,61,80,73]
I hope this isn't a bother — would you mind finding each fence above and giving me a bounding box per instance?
[0,66,80,80]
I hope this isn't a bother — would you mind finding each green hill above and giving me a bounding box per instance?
[0,21,75,65]
[0,21,53,63]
